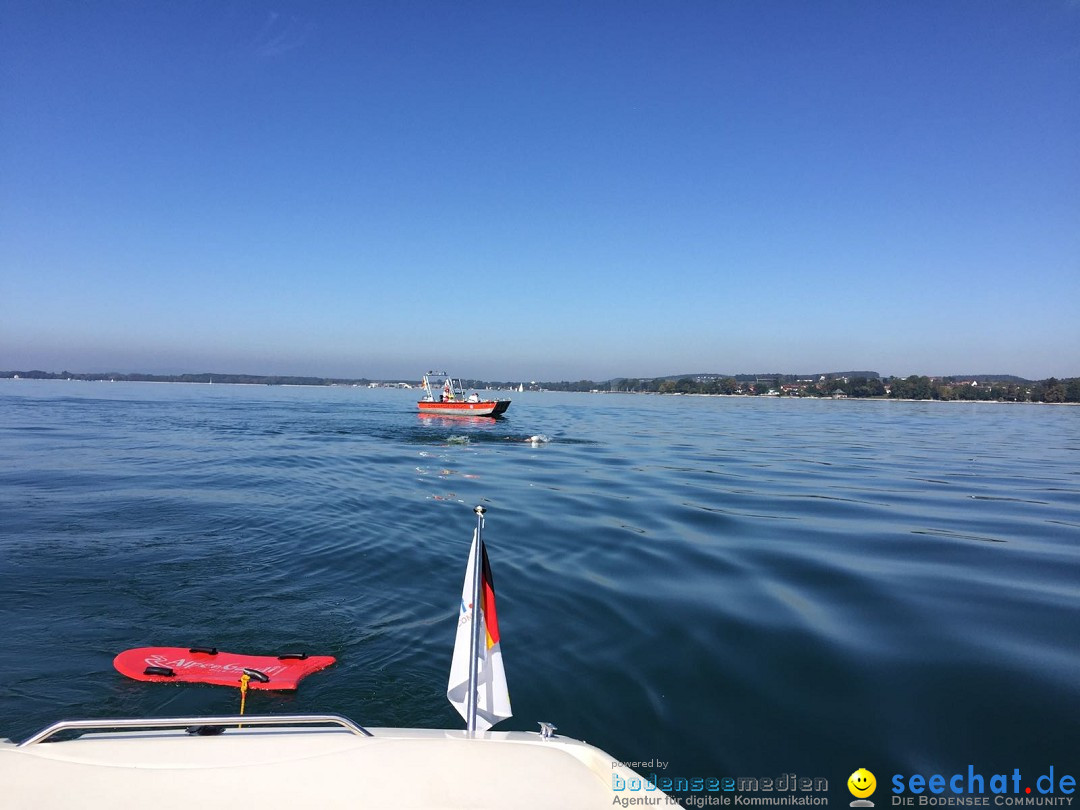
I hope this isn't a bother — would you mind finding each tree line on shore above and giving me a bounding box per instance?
[532,375,1080,402]
[5,370,1079,403]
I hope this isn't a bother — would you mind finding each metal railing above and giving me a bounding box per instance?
[19,713,373,747]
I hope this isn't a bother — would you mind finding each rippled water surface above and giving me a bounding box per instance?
[2,381,1078,792]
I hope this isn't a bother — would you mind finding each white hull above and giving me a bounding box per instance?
[0,715,665,809]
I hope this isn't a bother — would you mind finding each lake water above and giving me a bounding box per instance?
[1,380,1078,800]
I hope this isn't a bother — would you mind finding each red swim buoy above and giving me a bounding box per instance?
[113,646,336,690]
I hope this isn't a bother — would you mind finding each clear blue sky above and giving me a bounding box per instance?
[3,1,1077,380]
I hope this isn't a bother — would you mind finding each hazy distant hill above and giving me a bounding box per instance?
[662,370,882,381]
[660,371,1039,383]
[941,374,1031,384]
[0,370,373,386]
[0,369,1045,388]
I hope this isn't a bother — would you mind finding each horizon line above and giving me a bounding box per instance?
[2,368,1070,384]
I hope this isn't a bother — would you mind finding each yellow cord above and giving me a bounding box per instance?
[238,672,251,726]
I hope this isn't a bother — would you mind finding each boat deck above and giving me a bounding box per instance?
[1,721,661,809]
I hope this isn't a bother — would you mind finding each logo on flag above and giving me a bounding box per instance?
[447,528,512,730]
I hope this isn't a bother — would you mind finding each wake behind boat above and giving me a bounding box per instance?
[418,371,511,417]
[0,507,663,808]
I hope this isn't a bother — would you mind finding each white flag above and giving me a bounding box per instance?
[447,529,512,730]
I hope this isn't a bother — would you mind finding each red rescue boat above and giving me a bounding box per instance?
[418,371,511,418]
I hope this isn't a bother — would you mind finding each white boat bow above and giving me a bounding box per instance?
[0,714,665,809]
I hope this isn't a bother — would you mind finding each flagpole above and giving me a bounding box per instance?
[466,505,486,736]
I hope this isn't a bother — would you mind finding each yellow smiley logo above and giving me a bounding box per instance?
[848,768,877,798]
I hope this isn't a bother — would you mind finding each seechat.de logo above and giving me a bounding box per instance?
[891,766,1076,806]
[850,768,878,808]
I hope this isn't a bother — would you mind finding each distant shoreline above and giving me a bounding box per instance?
[634,391,1078,405]
[3,375,1076,405]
